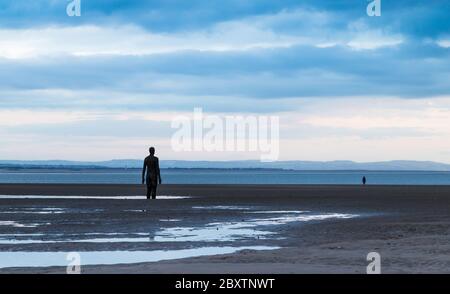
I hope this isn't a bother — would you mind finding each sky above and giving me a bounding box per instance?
[0,0,449,162]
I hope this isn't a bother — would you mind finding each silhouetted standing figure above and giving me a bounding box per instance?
[362,176,367,185]
[142,147,162,199]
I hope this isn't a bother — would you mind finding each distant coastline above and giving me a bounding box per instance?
[0,166,290,172]
[2,166,450,173]
[1,159,450,171]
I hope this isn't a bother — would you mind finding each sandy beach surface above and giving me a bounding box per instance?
[0,184,449,274]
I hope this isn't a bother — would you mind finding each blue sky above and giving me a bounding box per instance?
[0,0,449,162]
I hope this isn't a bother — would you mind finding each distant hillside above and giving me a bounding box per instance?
[1,160,450,171]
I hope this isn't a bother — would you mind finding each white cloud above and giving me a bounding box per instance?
[437,39,450,48]
[0,109,188,126]
[345,21,403,50]
[0,110,100,126]
[346,32,403,50]
[291,96,450,134]
[0,9,405,59]
[0,24,301,59]
[2,96,450,163]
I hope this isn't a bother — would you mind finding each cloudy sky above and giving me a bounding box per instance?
[0,0,449,162]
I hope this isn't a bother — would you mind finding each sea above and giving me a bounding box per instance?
[1,169,450,185]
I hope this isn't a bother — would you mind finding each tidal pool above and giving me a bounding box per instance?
[0,246,279,268]
[0,212,357,244]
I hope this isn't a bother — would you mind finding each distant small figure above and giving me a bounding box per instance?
[362,176,367,185]
[142,147,162,199]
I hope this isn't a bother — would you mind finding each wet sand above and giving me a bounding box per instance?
[0,184,450,273]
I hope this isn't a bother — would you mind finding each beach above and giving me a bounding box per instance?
[0,184,449,273]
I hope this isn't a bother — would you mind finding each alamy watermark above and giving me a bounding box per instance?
[367,0,381,17]
[66,252,81,274]
[366,252,381,274]
[171,108,279,162]
[66,0,81,17]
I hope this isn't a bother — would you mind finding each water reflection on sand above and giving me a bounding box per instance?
[0,246,279,268]
[0,197,358,268]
